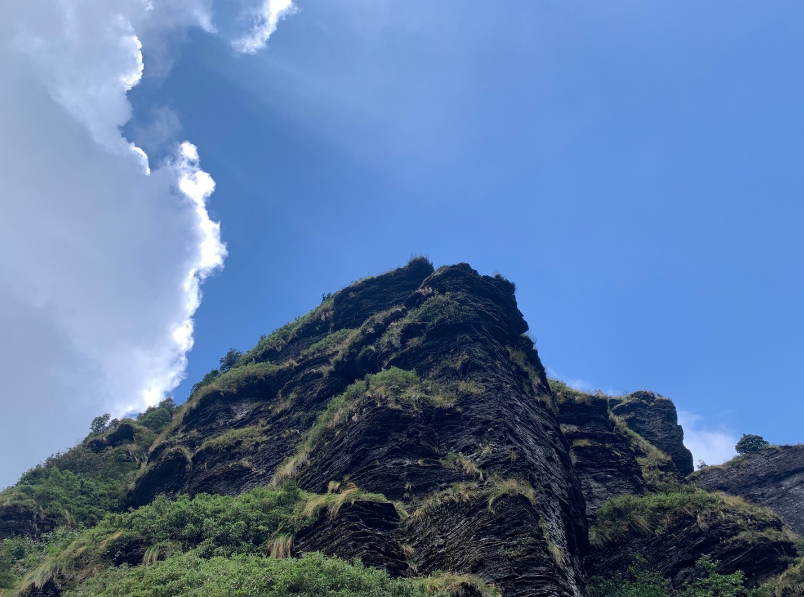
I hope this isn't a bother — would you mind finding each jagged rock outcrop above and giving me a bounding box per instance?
[691,445,804,535]
[0,504,56,540]
[556,391,648,520]
[610,391,694,476]
[130,260,589,597]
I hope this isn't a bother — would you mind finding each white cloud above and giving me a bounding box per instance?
[678,410,738,468]
[0,0,293,488]
[233,0,297,54]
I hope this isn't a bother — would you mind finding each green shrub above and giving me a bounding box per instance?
[589,555,766,597]
[137,399,178,433]
[735,435,770,456]
[65,551,445,597]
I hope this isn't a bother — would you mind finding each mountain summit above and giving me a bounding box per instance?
[0,259,801,597]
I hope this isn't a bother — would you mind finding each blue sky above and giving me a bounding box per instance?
[2,0,802,486]
[148,1,803,456]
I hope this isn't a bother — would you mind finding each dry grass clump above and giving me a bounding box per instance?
[590,488,781,546]
[420,572,501,597]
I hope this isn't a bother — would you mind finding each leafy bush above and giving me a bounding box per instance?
[137,399,178,433]
[588,563,668,597]
[682,555,766,597]
[736,435,770,456]
[589,555,766,597]
[65,551,446,597]
[1,417,157,528]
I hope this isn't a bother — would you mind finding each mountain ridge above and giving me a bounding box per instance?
[0,259,801,597]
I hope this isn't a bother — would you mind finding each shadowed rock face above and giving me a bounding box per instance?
[691,445,804,535]
[586,501,796,591]
[130,260,589,597]
[293,501,408,577]
[0,504,56,541]
[610,391,694,476]
[557,396,648,520]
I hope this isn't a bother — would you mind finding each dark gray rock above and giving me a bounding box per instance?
[691,444,804,535]
[610,391,694,476]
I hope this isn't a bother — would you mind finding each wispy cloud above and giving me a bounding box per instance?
[546,367,621,396]
[678,410,738,468]
[233,0,297,54]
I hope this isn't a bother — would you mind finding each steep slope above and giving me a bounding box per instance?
[130,260,589,597]
[0,400,177,540]
[609,392,694,476]
[585,489,797,591]
[691,445,804,535]
[555,385,649,521]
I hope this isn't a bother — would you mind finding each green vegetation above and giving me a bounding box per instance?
[64,551,451,597]
[736,435,770,456]
[764,551,804,597]
[304,328,355,355]
[1,483,382,595]
[137,399,179,433]
[590,555,767,597]
[218,349,243,373]
[410,476,537,522]
[591,489,779,546]
[237,297,335,366]
[548,379,597,404]
[1,480,497,597]
[608,413,678,490]
[0,414,170,529]
[273,368,459,485]
[405,293,473,329]
[189,361,279,403]
[440,452,484,480]
[588,558,668,597]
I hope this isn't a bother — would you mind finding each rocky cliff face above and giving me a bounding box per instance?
[131,260,589,597]
[555,389,648,520]
[609,392,694,476]
[691,445,804,535]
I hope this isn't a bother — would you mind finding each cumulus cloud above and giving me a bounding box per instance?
[0,0,293,488]
[678,411,738,468]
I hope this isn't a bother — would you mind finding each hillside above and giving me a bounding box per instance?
[0,259,801,597]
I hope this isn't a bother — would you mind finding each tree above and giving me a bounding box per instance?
[89,413,111,435]
[735,434,770,455]
[682,555,765,597]
[219,348,243,373]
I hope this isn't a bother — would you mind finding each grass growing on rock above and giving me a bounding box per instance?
[590,488,780,546]
[409,476,538,522]
[440,452,484,480]
[190,362,280,402]
[272,368,459,485]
